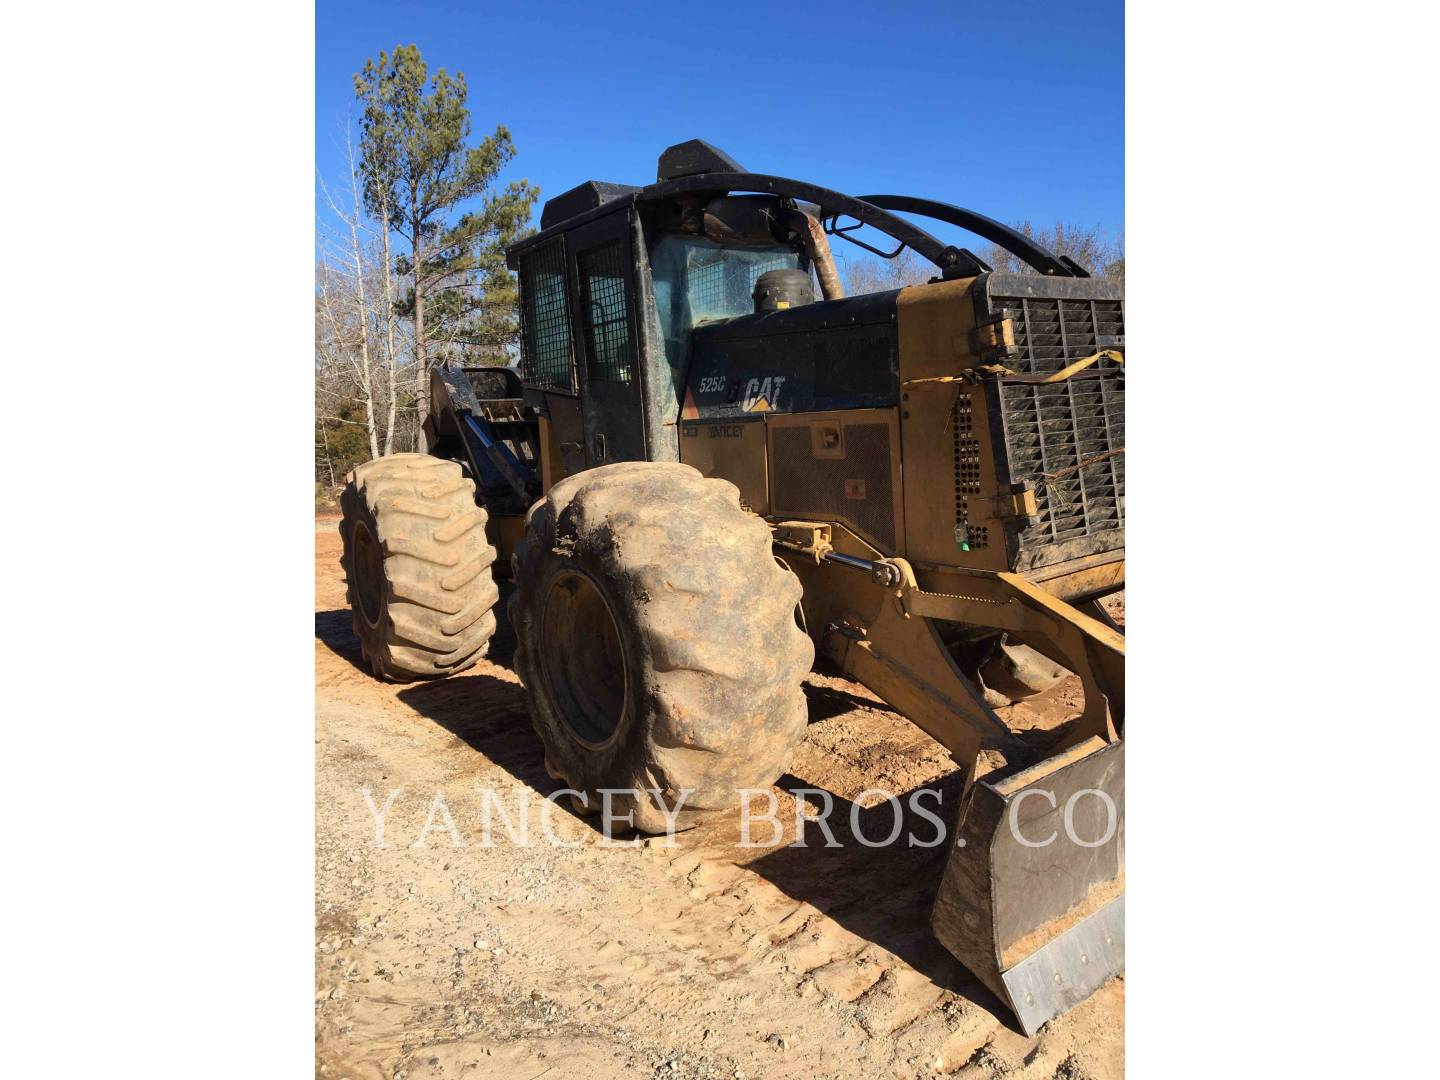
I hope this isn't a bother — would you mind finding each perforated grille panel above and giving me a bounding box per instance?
[577,240,634,385]
[518,240,574,393]
[952,393,987,549]
[997,295,1125,547]
[770,423,896,551]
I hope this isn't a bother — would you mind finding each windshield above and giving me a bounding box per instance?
[648,233,806,391]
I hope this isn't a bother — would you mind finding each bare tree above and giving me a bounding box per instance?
[372,158,402,456]
[979,221,1124,280]
[314,237,420,487]
[317,119,426,469]
[318,138,380,461]
[837,246,937,295]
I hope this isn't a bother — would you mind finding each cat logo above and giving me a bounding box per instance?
[742,376,787,413]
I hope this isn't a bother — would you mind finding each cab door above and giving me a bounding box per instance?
[566,208,649,466]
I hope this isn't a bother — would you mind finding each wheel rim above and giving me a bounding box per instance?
[540,570,628,749]
[352,520,384,628]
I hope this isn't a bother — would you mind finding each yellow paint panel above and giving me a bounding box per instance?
[895,279,1009,572]
[678,419,769,515]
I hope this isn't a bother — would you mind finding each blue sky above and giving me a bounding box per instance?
[316,0,1123,249]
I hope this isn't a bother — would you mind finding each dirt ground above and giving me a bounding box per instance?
[315,518,1124,1079]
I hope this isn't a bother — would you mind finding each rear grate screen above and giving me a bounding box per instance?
[518,239,574,393]
[1006,296,1124,376]
[998,296,1124,547]
[577,240,635,385]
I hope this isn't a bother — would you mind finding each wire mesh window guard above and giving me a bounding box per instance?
[577,240,635,385]
[519,240,574,392]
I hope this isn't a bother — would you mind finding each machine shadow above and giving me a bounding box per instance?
[740,771,1016,1024]
[389,580,566,805]
[800,677,900,724]
[397,669,559,795]
[315,608,366,674]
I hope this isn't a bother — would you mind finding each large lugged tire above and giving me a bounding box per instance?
[510,462,814,833]
[338,453,498,681]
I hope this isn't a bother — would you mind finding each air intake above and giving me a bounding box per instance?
[656,139,745,181]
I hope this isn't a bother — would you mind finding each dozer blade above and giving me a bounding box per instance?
[931,736,1124,1035]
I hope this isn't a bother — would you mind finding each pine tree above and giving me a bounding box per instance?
[354,45,538,446]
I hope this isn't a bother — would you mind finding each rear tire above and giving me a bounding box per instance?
[510,462,813,833]
[339,454,499,681]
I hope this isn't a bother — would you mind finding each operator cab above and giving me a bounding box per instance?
[505,140,826,472]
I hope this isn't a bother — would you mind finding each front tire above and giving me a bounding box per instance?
[510,462,813,833]
[339,454,499,681]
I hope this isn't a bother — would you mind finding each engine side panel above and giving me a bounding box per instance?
[766,409,905,554]
[679,407,906,557]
